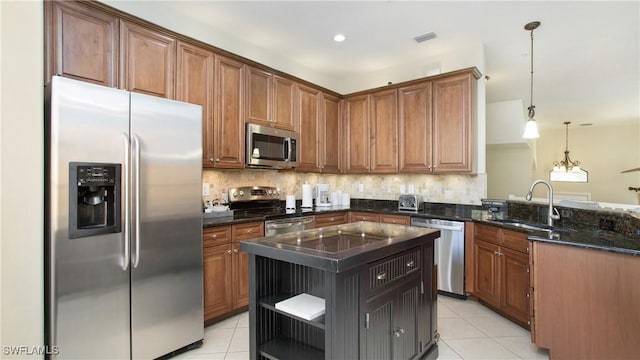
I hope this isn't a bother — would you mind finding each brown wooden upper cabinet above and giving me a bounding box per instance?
[399,69,479,174]
[120,20,176,99]
[213,55,245,169]
[431,71,478,173]
[320,93,342,173]
[344,89,398,173]
[296,84,321,172]
[176,41,215,167]
[296,87,342,173]
[45,1,119,87]
[245,66,295,130]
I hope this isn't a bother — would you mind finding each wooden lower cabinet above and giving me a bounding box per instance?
[379,214,410,226]
[203,221,263,323]
[203,244,233,320]
[314,212,349,228]
[473,223,530,328]
[350,212,380,223]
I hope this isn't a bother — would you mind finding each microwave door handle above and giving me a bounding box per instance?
[284,138,290,161]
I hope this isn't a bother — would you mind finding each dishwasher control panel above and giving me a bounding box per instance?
[398,194,424,211]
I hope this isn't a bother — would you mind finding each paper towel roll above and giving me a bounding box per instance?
[341,193,350,207]
[301,183,313,208]
[286,195,296,209]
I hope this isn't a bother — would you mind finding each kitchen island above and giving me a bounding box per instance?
[240,222,440,360]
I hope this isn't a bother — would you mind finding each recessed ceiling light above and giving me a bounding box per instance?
[413,32,437,43]
[334,34,346,42]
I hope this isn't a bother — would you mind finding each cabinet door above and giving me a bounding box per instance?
[370,89,398,173]
[120,21,175,99]
[345,95,370,173]
[398,82,432,173]
[176,41,215,167]
[500,247,530,326]
[296,84,321,172]
[395,281,421,360]
[203,244,233,321]
[474,239,501,309]
[272,75,295,130]
[232,243,249,309]
[213,55,245,168]
[432,73,474,173]
[363,291,394,360]
[321,93,342,173]
[245,66,271,126]
[46,1,119,87]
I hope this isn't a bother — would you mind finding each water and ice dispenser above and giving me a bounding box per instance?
[69,162,121,239]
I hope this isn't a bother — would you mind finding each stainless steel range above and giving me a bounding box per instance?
[228,186,315,235]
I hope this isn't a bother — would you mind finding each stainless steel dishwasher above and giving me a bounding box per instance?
[265,216,316,237]
[411,217,466,298]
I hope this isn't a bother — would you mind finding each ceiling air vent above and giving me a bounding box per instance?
[413,32,437,43]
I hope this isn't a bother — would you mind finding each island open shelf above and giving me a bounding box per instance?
[241,222,440,360]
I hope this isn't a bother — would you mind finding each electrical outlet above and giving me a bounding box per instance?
[202,183,210,196]
[358,183,364,192]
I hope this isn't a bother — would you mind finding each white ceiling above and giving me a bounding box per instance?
[107,1,639,130]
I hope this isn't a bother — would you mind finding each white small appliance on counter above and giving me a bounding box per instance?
[315,184,332,207]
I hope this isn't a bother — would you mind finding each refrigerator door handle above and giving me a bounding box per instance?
[132,134,141,268]
[122,134,130,271]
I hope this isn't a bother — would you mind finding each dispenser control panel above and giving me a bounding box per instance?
[69,162,121,239]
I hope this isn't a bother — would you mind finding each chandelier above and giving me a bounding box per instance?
[549,122,588,182]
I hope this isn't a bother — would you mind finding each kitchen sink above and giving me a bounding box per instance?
[489,219,555,233]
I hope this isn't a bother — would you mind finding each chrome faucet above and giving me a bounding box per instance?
[526,179,561,226]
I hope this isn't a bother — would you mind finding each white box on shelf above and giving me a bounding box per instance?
[275,293,325,320]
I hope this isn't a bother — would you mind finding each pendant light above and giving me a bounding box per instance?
[549,122,588,182]
[522,21,541,139]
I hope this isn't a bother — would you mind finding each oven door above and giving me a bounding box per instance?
[245,123,298,168]
[265,216,315,237]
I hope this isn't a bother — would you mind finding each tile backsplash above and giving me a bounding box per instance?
[202,169,486,205]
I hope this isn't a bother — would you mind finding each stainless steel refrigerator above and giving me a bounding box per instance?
[45,76,204,359]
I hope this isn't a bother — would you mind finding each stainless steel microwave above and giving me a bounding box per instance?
[245,123,298,169]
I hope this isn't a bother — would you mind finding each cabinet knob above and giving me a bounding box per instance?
[376,272,387,280]
[330,217,335,221]
[215,158,220,162]
[526,293,530,298]
[406,260,415,268]
[393,327,405,338]
[209,158,214,162]
[233,249,239,254]
[211,234,217,239]
[226,250,232,255]
[247,229,253,234]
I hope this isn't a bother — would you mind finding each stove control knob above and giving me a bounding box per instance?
[239,191,244,196]
[232,192,238,198]
[267,190,272,195]
[277,190,281,195]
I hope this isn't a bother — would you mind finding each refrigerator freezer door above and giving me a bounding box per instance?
[129,92,203,359]
[46,76,131,359]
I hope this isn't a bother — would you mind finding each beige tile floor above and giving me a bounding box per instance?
[174,296,549,360]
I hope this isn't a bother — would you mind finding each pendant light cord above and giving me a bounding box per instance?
[528,29,535,119]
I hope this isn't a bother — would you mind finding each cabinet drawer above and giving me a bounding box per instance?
[203,226,231,247]
[315,212,349,228]
[350,212,380,222]
[368,246,421,291]
[502,229,530,254]
[379,214,410,226]
[232,222,264,241]
[475,223,501,245]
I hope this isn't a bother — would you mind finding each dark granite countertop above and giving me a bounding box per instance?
[472,213,640,257]
[204,199,640,256]
[203,200,480,228]
[239,222,440,273]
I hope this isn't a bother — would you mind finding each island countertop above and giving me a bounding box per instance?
[239,221,440,273]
